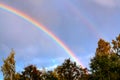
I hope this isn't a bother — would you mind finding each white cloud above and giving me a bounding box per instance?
[46,64,58,70]
[92,0,120,8]
[38,64,58,71]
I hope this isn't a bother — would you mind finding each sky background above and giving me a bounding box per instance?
[0,0,120,79]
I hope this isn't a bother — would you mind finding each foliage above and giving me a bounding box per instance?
[90,35,120,80]
[1,34,120,80]
[54,58,88,80]
[41,71,58,80]
[21,65,42,80]
[1,49,15,80]
[112,34,120,56]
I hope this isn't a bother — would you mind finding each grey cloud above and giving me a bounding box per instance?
[92,0,120,8]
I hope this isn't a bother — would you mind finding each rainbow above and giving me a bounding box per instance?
[0,3,84,68]
[64,0,101,39]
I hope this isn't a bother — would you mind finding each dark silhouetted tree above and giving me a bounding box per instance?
[55,58,87,80]
[41,71,58,80]
[21,65,42,80]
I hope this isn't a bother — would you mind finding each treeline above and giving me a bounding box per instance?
[1,34,120,80]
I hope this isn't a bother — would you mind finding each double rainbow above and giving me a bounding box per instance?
[0,4,84,68]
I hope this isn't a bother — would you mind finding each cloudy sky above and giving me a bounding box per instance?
[0,0,120,79]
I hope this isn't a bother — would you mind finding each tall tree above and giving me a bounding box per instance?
[90,38,120,80]
[111,34,120,79]
[1,49,16,80]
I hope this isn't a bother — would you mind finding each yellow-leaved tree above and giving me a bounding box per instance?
[1,49,15,80]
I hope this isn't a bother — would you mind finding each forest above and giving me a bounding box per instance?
[1,34,120,80]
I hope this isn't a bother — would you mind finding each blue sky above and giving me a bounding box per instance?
[0,0,120,79]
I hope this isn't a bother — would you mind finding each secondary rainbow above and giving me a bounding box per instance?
[0,3,84,68]
[65,0,101,38]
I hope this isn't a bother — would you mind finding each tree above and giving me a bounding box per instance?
[54,58,87,80]
[110,34,120,79]
[1,49,16,80]
[14,73,21,80]
[90,37,120,80]
[112,34,120,56]
[21,65,42,80]
[96,39,111,56]
[41,71,58,80]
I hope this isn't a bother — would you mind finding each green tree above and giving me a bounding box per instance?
[111,34,120,79]
[90,37,120,80]
[55,58,87,80]
[21,65,42,80]
[41,71,58,80]
[90,39,111,79]
[1,49,16,80]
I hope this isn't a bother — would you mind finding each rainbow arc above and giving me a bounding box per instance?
[0,3,84,68]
